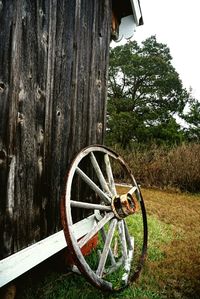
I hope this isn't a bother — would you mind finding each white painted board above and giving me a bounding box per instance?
[0,214,96,287]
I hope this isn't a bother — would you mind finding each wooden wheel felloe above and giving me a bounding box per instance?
[61,145,148,291]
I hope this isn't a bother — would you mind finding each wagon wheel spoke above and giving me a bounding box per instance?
[78,212,114,249]
[61,145,148,291]
[123,219,134,250]
[90,152,112,198]
[100,227,116,266]
[104,154,117,196]
[76,166,110,204]
[70,200,111,211]
[96,218,118,277]
[118,220,128,260]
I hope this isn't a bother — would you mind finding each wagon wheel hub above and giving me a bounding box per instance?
[111,189,137,219]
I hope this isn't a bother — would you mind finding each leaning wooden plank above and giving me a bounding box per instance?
[0,214,96,287]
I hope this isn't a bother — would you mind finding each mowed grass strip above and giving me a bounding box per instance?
[142,188,200,299]
[13,189,200,299]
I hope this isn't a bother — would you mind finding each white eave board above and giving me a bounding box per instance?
[118,0,143,41]
[118,15,137,40]
[130,0,142,26]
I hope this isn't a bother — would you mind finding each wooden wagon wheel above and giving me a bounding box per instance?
[61,145,148,291]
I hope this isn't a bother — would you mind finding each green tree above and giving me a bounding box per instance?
[107,36,189,148]
[182,97,200,141]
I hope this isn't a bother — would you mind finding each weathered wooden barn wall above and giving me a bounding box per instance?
[0,0,112,259]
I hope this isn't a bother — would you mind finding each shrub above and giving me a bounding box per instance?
[109,143,200,193]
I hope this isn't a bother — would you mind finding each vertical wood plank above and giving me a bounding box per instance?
[0,0,112,259]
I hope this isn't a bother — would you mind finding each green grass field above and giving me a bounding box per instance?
[3,188,200,299]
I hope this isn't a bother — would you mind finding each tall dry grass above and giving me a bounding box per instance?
[112,143,200,192]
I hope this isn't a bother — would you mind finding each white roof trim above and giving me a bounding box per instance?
[130,0,142,26]
[118,15,137,40]
[117,0,142,41]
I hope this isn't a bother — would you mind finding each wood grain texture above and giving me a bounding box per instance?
[0,0,111,259]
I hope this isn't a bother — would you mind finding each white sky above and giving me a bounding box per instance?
[132,0,200,100]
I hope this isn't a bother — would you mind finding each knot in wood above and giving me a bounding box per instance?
[0,149,7,165]
[97,122,103,134]
[0,82,5,92]
[17,112,25,125]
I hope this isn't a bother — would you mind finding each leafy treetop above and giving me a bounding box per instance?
[107,36,192,148]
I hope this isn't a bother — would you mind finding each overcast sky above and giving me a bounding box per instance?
[131,0,200,100]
